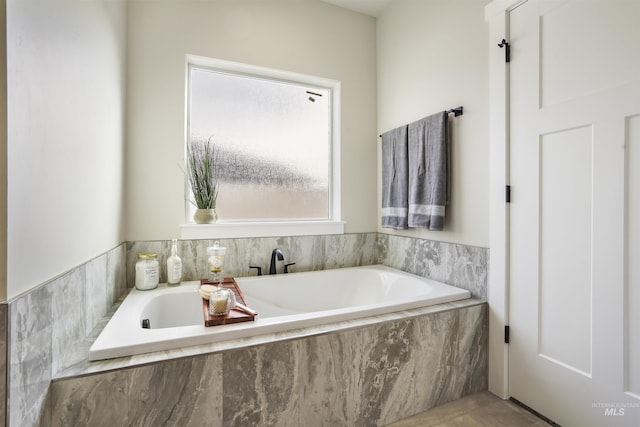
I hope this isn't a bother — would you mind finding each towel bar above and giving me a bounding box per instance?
[379,106,463,137]
[446,106,463,116]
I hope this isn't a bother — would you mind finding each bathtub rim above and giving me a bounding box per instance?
[88,265,470,361]
[57,297,485,381]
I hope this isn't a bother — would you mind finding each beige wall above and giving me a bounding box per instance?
[6,0,127,299]
[3,0,488,298]
[377,0,490,247]
[125,0,378,240]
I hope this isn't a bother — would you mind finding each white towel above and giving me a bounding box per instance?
[408,111,449,230]
[381,125,409,229]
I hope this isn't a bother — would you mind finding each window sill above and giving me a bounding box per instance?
[179,220,346,239]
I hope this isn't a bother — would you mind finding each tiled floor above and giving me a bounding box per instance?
[387,391,554,427]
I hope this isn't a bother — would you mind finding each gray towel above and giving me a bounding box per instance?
[381,125,409,229]
[408,111,449,230]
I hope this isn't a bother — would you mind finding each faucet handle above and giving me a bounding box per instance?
[284,262,296,274]
[249,265,262,276]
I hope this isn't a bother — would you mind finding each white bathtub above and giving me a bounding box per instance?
[88,265,470,361]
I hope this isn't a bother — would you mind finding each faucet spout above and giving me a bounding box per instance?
[269,248,285,275]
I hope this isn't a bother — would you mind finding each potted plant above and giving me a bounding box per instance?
[186,137,220,224]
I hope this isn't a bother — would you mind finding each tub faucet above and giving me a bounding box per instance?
[269,248,285,275]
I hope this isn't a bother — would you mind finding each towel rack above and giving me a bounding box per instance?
[446,106,463,117]
[379,106,463,137]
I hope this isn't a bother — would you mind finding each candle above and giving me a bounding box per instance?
[212,295,227,313]
[209,288,231,316]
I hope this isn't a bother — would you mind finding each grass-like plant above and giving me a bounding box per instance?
[186,137,219,209]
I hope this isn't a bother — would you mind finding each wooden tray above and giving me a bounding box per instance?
[201,277,256,327]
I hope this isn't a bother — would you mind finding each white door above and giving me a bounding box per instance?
[509,0,640,426]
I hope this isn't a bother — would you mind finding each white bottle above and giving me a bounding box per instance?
[167,239,183,286]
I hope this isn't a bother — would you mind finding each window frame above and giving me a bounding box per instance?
[180,55,344,239]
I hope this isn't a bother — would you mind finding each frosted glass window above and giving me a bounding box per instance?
[188,65,332,222]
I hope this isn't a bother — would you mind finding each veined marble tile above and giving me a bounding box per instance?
[299,304,488,426]
[9,244,128,427]
[9,285,53,427]
[50,353,223,427]
[452,304,489,395]
[129,233,378,285]
[0,304,7,426]
[51,267,86,377]
[106,244,127,306]
[55,245,127,376]
[300,319,418,426]
[413,304,488,412]
[323,233,378,269]
[377,234,488,299]
[222,340,300,426]
[84,255,107,337]
[17,392,49,427]
[444,243,488,300]
[46,302,486,426]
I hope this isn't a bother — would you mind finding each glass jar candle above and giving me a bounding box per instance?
[135,252,159,290]
[209,288,231,316]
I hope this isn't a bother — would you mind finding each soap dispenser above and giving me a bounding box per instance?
[167,238,183,286]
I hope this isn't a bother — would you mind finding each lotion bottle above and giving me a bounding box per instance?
[167,238,183,286]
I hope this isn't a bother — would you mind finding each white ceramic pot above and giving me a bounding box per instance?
[194,208,217,224]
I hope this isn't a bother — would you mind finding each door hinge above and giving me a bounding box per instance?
[505,185,511,203]
[498,39,511,63]
[505,325,510,344]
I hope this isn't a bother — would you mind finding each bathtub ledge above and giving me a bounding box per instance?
[54,297,486,381]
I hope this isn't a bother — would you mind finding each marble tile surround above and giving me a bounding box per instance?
[7,233,488,426]
[0,304,7,425]
[126,233,379,286]
[7,245,126,427]
[126,233,487,299]
[49,303,487,426]
[377,234,488,300]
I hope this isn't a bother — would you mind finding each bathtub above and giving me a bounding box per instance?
[88,265,470,361]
